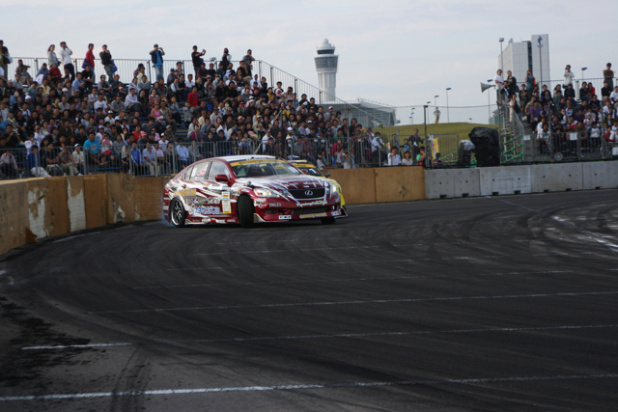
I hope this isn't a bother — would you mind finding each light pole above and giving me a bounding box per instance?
[499,37,504,71]
[434,95,439,107]
[581,66,588,80]
[537,36,543,86]
[409,108,415,125]
[445,87,451,123]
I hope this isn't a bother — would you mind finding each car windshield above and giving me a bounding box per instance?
[296,165,322,177]
[231,160,302,178]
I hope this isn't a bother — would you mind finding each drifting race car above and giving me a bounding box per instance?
[163,155,346,227]
[287,159,346,210]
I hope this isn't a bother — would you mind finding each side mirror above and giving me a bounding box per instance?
[215,174,229,184]
[324,173,331,177]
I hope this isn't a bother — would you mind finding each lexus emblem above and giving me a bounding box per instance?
[304,190,313,196]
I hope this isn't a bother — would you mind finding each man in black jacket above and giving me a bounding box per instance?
[100,44,114,83]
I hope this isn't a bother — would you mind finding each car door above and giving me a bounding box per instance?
[184,161,216,217]
[203,160,232,215]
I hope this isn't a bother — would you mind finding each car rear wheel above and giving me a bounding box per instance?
[321,217,336,225]
[170,198,186,227]
[238,195,255,228]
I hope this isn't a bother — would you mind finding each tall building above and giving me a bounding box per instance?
[314,39,338,103]
[501,34,550,86]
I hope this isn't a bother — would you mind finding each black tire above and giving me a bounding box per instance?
[321,216,336,225]
[169,198,186,228]
[238,195,255,228]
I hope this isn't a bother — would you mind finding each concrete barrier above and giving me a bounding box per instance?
[424,168,481,199]
[374,167,425,203]
[0,180,28,255]
[134,176,166,221]
[66,176,87,232]
[479,165,532,196]
[26,178,50,242]
[329,168,376,204]
[531,163,583,193]
[582,161,618,190]
[107,173,135,224]
[83,175,108,229]
[47,177,70,238]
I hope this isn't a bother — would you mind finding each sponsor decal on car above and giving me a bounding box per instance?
[176,189,197,196]
[221,191,232,214]
[191,205,221,215]
[278,215,292,220]
[332,210,341,216]
[299,212,328,219]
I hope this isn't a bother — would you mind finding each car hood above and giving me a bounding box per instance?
[236,175,329,191]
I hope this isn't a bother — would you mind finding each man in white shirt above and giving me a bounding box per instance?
[59,41,75,81]
[93,94,108,111]
[494,69,505,105]
[387,147,402,166]
[176,139,190,169]
[124,88,139,112]
[143,142,159,176]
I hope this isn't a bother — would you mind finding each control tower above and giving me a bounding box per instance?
[314,39,338,103]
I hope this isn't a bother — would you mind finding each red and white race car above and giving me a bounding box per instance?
[163,155,346,227]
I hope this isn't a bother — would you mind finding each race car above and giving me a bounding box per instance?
[288,159,346,209]
[163,155,346,227]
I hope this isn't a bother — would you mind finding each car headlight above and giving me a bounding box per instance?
[254,188,279,197]
[326,181,337,195]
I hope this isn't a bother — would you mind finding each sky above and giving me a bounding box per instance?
[3,0,617,124]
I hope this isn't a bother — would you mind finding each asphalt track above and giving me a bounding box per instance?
[0,190,617,411]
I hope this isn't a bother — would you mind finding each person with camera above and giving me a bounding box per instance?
[191,45,206,78]
[150,44,165,81]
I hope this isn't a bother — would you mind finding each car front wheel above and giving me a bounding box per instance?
[170,198,186,227]
[238,195,255,228]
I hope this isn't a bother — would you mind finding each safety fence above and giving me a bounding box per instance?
[0,136,422,180]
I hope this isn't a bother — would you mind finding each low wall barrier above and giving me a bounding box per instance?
[1,161,616,257]
[0,175,166,256]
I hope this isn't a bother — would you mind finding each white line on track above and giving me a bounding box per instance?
[167,258,415,271]
[20,324,618,351]
[134,270,574,290]
[193,245,382,256]
[1,373,617,402]
[88,290,618,314]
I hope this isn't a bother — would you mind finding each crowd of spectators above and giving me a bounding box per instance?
[497,62,617,157]
[1,39,616,179]
[0,40,423,179]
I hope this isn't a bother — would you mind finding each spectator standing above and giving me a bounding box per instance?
[0,40,10,78]
[604,63,614,89]
[433,107,441,124]
[150,44,165,81]
[525,70,536,93]
[100,44,114,82]
[242,49,255,79]
[60,41,75,81]
[564,65,575,87]
[47,44,60,68]
[221,48,232,71]
[84,43,95,77]
[191,46,206,78]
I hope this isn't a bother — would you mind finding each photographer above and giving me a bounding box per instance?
[149,44,165,81]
